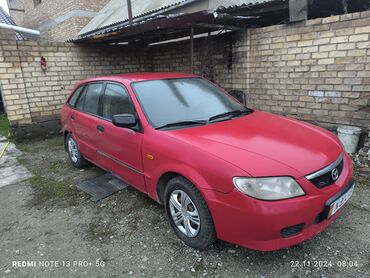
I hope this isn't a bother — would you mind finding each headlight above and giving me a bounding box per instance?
[233,177,305,200]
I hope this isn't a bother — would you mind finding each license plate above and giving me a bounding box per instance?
[327,184,354,218]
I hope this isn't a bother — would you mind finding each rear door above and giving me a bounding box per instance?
[71,82,104,161]
[96,82,146,193]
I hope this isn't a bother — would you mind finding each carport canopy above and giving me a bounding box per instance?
[71,0,369,72]
[72,0,369,44]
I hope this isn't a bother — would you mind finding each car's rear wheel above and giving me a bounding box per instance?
[164,176,216,249]
[66,133,89,168]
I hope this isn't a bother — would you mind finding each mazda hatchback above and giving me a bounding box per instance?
[61,73,354,251]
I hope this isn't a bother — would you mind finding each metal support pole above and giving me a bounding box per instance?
[190,26,194,74]
[126,0,133,25]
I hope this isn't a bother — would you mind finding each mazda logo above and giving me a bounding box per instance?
[331,168,339,181]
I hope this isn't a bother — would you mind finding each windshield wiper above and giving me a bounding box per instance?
[155,120,207,130]
[156,109,252,130]
[208,109,251,123]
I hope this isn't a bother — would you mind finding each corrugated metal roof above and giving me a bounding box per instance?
[78,0,189,36]
[0,6,24,40]
[78,0,272,37]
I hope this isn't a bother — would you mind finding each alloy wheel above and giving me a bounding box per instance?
[68,138,78,163]
[169,189,201,237]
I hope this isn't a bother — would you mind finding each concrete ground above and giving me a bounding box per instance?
[0,136,31,188]
[0,136,369,278]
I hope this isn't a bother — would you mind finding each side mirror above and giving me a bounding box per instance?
[229,90,246,105]
[112,114,137,128]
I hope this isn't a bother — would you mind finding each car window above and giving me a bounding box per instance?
[75,89,86,111]
[82,83,103,115]
[68,85,85,107]
[102,83,135,120]
[132,78,243,127]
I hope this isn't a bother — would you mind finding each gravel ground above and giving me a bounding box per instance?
[0,136,369,278]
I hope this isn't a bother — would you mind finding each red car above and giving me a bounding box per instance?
[61,73,354,251]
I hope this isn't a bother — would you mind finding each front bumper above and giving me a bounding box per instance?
[205,153,353,251]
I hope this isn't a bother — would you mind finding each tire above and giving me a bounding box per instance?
[65,133,89,168]
[164,176,217,249]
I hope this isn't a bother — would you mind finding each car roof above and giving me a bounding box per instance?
[78,72,199,84]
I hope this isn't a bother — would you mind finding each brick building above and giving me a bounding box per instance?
[0,0,369,138]
[6,0,109,41]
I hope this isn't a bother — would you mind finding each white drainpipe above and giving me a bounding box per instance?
[0,23,40,36]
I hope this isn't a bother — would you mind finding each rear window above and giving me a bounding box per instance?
[67,85,85,107]
[75,83,103,115]
[76,90,86,111]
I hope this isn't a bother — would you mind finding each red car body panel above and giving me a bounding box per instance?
[61,73,353,251]
[165,111,343,178]
[72,110,100,161]
[96,118,146,193]
[205,153,353,251]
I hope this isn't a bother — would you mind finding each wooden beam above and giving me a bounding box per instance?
[76,11,211,42]
[194,23,242,30]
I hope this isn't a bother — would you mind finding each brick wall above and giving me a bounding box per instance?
[233,11,370,130]
[0,28,149,131]
[41,17,91,42]
[150,34,234,90]
[8,0,109,41]
[0,30,230,131]
[150,12,370,131]
[1,10,370,138]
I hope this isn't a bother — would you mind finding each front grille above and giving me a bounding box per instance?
[280,224,304,238]
[310,159,343,188]
[305,153,344,189]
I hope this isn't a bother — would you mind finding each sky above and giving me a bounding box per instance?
[0,0,9,14]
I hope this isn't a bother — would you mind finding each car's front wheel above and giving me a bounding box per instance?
[164,176,216,249]
[66,133,89,168]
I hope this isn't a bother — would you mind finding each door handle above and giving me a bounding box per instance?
[97,125,105,132]
[71,114,75,120]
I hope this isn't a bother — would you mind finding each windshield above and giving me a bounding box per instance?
[132,78,246,128]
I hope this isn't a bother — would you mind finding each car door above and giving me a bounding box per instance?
[71,82,104,162]
[96,82,146,193]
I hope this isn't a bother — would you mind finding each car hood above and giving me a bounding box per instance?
[165,111,342,178]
